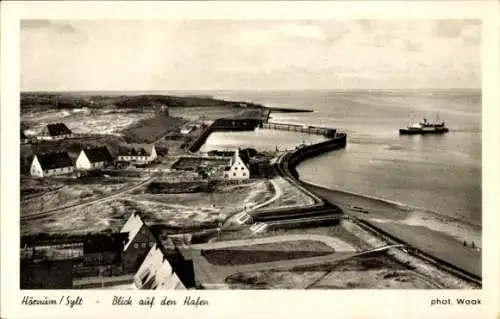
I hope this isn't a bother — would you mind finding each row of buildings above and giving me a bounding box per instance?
[30,144,157,178]
[21,212,194,289]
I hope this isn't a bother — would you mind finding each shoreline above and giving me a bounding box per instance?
[300,178,482,230]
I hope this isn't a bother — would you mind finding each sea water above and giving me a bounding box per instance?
[205,89,482,229]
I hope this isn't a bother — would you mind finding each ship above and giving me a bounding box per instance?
[399,117,449,135]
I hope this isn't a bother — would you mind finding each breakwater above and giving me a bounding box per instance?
[187,118,342,153]
[284,133,347,180]
[249,133,348,222]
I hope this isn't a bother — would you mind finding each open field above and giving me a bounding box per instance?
[215,221,369,250]
[121,113,187,143]
[22,108,155,136]
[203,240,334,266]
[21,177,137,217]
[169,106,268,121]
[224,253,439,289]
[21,179,274,236]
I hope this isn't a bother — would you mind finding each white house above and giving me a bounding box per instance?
[37,123,73,141]
[76,146,114,170]
[134,243,186,290]
[30,152,74,178]
[117,144,157,165]
[119,212,157,272]
[223,150,250,180]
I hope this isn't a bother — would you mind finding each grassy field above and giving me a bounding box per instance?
[121,113,186,143]
[21,178,134,216]
[22,108,155,136]
[169,106,268,121]
[224,253,438,289]
[21,179,274,236]
[216,221,370,250]
[305,254,438,289]
[203,240,334,266]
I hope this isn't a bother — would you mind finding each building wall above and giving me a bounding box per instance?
[44,166,74,177]
[30,157,44,177]
[150,147,157,161]
[122,225,157,273]
[37,132,72,141]
[224,156,250,180]
[118,155,149,163]
[76,151,92,170]
[76,152,108,170]
[83,252,120,267]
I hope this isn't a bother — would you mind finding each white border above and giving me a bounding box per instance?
[1,1,499,319]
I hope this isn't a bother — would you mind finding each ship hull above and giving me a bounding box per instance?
[399,128,449,135]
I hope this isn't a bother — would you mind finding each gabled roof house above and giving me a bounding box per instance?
[223,149,250,180]
[134,243,186,290]
[30,152,75,178]
[119,212,157,273]
[76,146,114,170]
[39,123,73,140]
[117,144,157,164]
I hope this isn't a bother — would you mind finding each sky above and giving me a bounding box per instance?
[21,19,481,91]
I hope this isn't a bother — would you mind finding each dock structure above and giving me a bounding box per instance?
[261,122,337,138]
[186,117,340,152]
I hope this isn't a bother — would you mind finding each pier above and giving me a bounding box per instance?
[187,118,340,152]
[261,122,337,138]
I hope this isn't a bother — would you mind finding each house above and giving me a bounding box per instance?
[30,152,74,178]
[134,243,186,290]
[76,146,114,170]
[223,149,250,180]
[38,123,73,140]
[82,233,127,267]
[119,212,157,273]
[116,144,157,165]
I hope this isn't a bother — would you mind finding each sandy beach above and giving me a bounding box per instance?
[300,180,481,278]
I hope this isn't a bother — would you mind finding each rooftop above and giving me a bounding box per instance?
[35,152,73,170]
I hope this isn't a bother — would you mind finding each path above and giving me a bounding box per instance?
[183,234,356,252]
[21,177,155,221]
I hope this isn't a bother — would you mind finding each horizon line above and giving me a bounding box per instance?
[21,87,481,93]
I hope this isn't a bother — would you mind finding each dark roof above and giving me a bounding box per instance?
[83,233,127,254]
[83,146,113,163]
[35,152,73,170]
[46,123,72,136]
[208,150,235,157]
[118,144,155,157]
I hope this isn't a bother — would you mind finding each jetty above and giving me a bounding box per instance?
[187,117,339,152]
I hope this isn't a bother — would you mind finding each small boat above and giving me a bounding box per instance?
[399,117,449,135]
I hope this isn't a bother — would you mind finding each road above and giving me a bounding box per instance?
[21,176,155,221]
